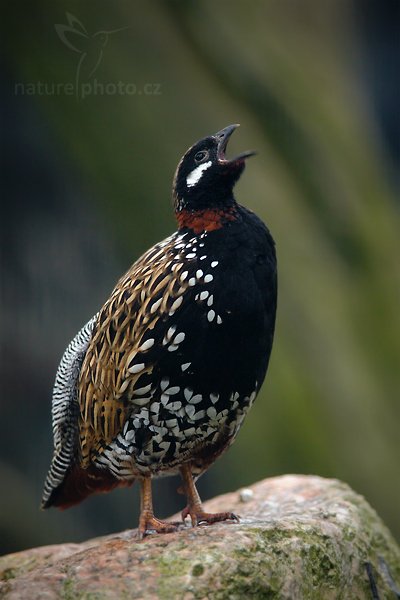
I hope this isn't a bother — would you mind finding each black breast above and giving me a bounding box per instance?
[174,205,277,400]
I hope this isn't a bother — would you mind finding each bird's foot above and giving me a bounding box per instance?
[138,513,182,540]
[181,505,239,528]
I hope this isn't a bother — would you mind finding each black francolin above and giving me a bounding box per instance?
[42,124,277,538]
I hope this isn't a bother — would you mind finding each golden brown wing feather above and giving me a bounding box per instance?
[78,236,190,467]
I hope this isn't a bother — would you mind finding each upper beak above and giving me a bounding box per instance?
[214,124,256,162]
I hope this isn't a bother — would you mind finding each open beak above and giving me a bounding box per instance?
[214,124,256,163]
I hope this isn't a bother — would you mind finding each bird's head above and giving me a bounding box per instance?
[173,124,255,214]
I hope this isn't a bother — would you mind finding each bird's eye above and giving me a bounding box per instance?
[194,150,209,163]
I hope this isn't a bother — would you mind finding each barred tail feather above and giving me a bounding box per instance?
[41,418,78,508]
[41,315,98,509]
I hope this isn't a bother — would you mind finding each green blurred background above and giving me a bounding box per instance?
[1,0,399,555]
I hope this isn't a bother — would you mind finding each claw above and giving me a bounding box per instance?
[184,509,239,528]
[138,515,182,539]
[181,504,190,522]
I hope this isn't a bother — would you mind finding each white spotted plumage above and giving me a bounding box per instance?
[43,228,249,490]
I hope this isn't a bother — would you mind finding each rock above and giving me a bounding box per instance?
[0,475,399,599]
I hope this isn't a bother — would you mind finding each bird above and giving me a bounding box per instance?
[41,124,277,539]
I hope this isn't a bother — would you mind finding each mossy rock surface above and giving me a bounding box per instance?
[0,475,399,599]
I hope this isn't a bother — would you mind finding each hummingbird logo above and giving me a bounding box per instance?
[55,12,128,98]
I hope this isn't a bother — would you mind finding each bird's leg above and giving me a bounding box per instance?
[138,477,180,539]
[179,464,239,527]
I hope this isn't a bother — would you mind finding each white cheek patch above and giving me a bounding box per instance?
[186,161,212,188]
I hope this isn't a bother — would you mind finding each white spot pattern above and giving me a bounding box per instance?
[45,227,262,487]
[138,338,154,351]
[150,298,162,313]
[174,332,185,344]
[128,363,145,374]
